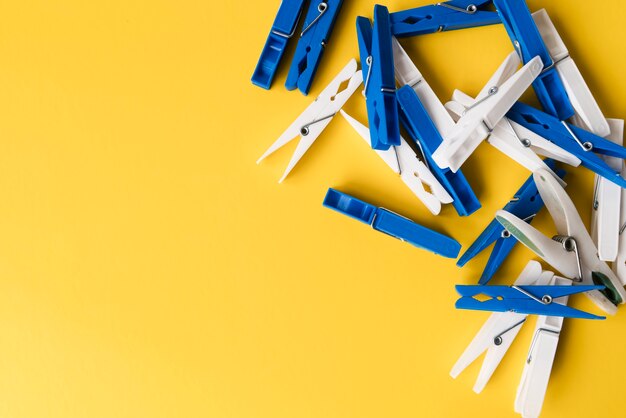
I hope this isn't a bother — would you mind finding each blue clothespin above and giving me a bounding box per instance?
[396,85,481,217]
[391,0,500,38]
[507,102,626,188]
[493,0,574,121]
[458,160,567,284]
[455,285,606,319]
[285,0,345,95]
[357,6,401,151]
[323,188,461,258]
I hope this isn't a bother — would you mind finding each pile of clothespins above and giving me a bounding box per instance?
[252,1,626,417]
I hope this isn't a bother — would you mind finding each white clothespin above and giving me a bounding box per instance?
[340,111,453,215]
[533,9,610,138]
[496,169,626,314]
[515,275,570,418]
[257,59,363,182]
[446,90,580,187]
[450,261,552,393]
[592,119,624,262]
[614,155,626,285]
[432,51,544,172]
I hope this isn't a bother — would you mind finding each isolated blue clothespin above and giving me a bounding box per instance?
[323,188,461,258]
[391,0,500,37]
[493,0,574,121]
[357,6,401,151]
[458,159,566,284]
[252,0,344,95]
[507,102,626,188]
[455,285,606,319]
[396,85,481,217]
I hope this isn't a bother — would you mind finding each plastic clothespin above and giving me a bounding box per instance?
[457,160,566,284]
[446,90,580,183]
[614,154,626,286]
[451,261,553,393]
[496,169,626,314]
[252,0,308,90]
[285,0,345,95]
[357,6,401,151]
[390,0,500,38]
[514,276,573,418]
[507,102,626,188]
[493,0,574,121]
[432,51,544,172]
[533,9,610,137]
[257,59,362,182]
[592,119,625,262]
[339,111,453,215]
[322,188,461,258]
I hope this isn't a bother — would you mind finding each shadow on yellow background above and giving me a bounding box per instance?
[0,1,624,417]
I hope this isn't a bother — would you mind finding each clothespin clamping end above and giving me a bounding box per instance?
[339,111,453,216]
[390,0,501,38]
[432,50,544,172]
[496,169,626,315]
[322,188,461,258]
[457,159,566,285]
[257,59,362,182]
[357,5,401,151]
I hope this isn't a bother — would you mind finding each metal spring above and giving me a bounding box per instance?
[552,235,583,282]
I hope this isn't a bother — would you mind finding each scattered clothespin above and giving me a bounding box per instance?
[257,59,362,182]
[614,154,626,286]
[323,188,461,258]
[493,0,574,121]
[357,6,401,150]
[507,102,626,188]
[496,169,626,314]
[340,111,453,215]
[514,275,573,418]
[592,119,625,262]
[252,0,344,95]
[451,261,556,393]
[432,51,543,172]
[390,0,501,38]
[458,160,566,284]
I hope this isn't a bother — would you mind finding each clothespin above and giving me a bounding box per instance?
[390,0,500,38]
[514,275,573,418]
[507,102,626,188]
[457,160,566,284]
[285,0,344,95]
[252,0,344,95]
[432,51,544,172]
[532,9,610,137]
[592,119,625,262]
[257,59,362,182]
[493,0,575,121]
[446,91,580,182]
[496,169,626,314]
[357,6,401,151]
[322,188,461,258]
[451,261,554,393]
[340,111,453,215]
[614,155,626,286]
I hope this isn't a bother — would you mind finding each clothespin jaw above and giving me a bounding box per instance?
[457,160,566,284]
[322,188,461,258]
[252,0,308,90]
[493,0,575,121]
[390,0,500,38]
[285,0,345,95]
[357,6,401,151]
[455,285,606,319]
[339,110,453,215]
[257,59,362,182]
[507,102,626,188]
[397,85,481,217]
[496,169,626,314]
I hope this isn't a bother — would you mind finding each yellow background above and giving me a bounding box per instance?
[0,1,624,417]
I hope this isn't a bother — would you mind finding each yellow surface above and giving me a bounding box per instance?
[0,1,625,417]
